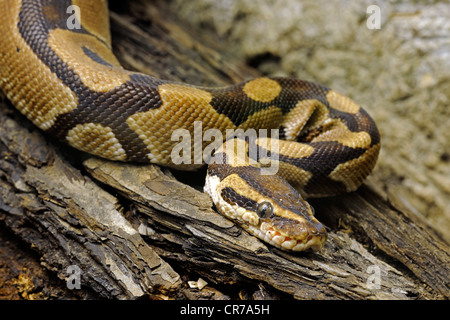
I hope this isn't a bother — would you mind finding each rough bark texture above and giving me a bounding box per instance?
[0,0,448,300]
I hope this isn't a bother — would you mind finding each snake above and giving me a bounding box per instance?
[0,0,380,252]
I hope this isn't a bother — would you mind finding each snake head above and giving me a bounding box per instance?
[205,164,327,252]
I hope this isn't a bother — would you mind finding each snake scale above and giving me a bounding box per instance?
[0,0,380,252]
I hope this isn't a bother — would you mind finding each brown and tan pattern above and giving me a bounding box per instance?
[0,0,380,251]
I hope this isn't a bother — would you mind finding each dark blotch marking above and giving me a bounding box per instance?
[17,0,167,161]
[50,76,165,161]
[356,109,380,146]
[82,46,113,67]
[40,0,74,30]
[221,187,258,212]
[276,141,367,195]
[328,108,380,147]
[209,78,330,127]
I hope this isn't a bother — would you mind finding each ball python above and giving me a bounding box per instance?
[0,0,380,252]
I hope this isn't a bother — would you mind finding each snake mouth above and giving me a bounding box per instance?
[256,221,327,252]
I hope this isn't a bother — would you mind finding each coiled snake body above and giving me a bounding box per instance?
[0,0,380,251]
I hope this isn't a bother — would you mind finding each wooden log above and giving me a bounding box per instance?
[0,0,448,299]
[0,107,181,299]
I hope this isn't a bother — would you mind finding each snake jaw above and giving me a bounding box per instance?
[258,219,327,252]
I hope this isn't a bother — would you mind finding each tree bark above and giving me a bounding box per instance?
[0,0,448,299]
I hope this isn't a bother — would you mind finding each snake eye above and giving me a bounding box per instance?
[256,201,273,218]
